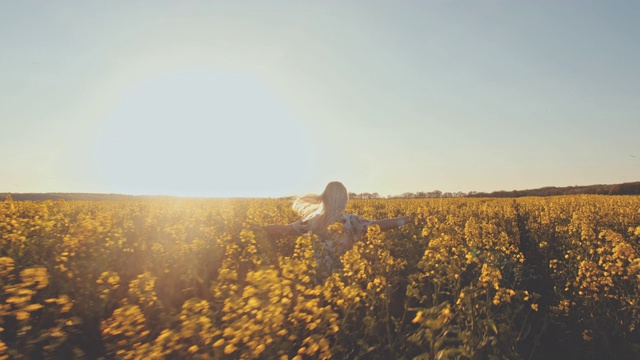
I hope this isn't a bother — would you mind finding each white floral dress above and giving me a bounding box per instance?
[292,213,373,277]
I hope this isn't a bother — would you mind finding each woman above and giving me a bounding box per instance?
[264,181,411,275]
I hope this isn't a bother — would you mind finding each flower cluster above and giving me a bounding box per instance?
[1,195,639,359]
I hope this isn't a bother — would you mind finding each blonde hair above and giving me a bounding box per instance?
[292,181,348,235]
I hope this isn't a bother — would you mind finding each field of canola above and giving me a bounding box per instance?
[1,195,640,359]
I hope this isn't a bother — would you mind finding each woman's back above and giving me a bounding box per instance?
[263,181,411,278]
[292,213,373,276]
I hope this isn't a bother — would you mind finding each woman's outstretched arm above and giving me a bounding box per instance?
[263,223,299,237]
[372,215,412,232]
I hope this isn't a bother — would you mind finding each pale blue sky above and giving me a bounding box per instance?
[1,1,638,197]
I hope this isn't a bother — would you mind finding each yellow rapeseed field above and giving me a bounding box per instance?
[1,195,639,359]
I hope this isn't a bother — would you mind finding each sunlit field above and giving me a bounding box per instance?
[1,195,639,359]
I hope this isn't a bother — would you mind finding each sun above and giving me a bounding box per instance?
[93,69,315,198]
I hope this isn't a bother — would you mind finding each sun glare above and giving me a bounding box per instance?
[93,70,315,198]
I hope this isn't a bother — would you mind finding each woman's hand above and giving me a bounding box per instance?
[396,215,412,227]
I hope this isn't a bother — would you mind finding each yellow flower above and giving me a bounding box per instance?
[213,339,224,347]
[15,311,30,321]
[24,303,43,312]
[479,264,502,290]
[224,344,237,354]
[412,311,424,323]
[0,257,15,277]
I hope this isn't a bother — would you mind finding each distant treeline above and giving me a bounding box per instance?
[466,181,640,198]
[354,181,640,199]
[2,181,639,201]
